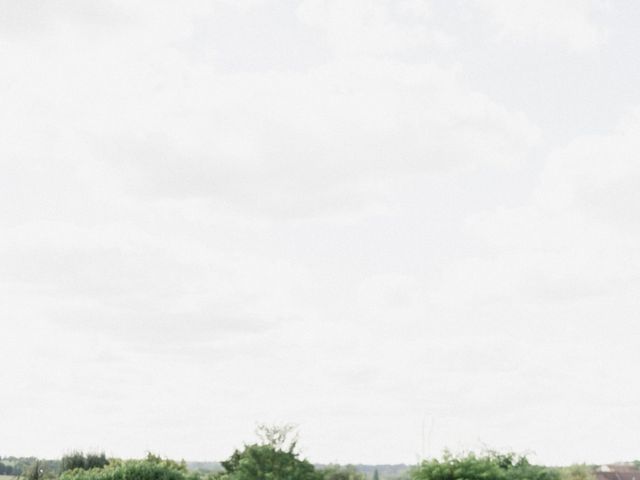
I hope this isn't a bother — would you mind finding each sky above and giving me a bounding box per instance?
[2,0,640,467]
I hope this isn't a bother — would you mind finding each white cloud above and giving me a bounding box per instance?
[0,0,539,220]
[458,109,640,350]
[475,0,607,51]
[401,108,640,462]
[297,0,433,56]
[1,0,638,467]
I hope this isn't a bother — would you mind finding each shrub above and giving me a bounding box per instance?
[60,454,195,480]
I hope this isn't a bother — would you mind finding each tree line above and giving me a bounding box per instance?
[3,426,632,480]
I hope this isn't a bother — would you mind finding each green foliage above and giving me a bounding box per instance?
[373,471,380,480]
[61,453,87,473]
[0,462,18,476]
[218,425,320,480]
[60,454,194,480]
[411,451,560,480]
[23,461,55,480]
[255,424,299,453]
[411,452,501,480]
[0,457,48,476]
[85,454,108,471]
[218,444,319,480]
[61,452,107,473]
[319,465,366,480]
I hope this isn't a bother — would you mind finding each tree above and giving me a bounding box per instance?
[411,451,559,480]
[60,454,194,480]
[85,453,108,470]
[255,423,299,452]
[373,470,380,480]
[0,462,12,475]
[61,453,87,473]
[412,452,503,480]
[319,465,366,480]
[218,424,320,480]
[61,452,108,472]
[23,460,52,480]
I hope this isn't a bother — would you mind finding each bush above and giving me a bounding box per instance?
[319,465,366,480]
[60,454,195,480]
[217,425,320,480]
[411,451,560,480]
[61,452,108,472]
[23,460,55,480]
[218,444,320,480]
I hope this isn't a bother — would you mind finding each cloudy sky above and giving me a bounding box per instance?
[2,0,640,467]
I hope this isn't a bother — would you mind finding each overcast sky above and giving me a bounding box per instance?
[2,0,640,467]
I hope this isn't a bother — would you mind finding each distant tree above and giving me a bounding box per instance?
[412,451,503,480]
[59,454,193,480]
[23,460,53,480]
[218,424,320,480]
[0,462,11,475]
[61,453,86,472]
[255,423,299,451]
[319,465,366,480]
[373,470,380,480]
[411,451,559,480]
[1,458,32,476]
[85,454,107,470]
[61,452,108,472]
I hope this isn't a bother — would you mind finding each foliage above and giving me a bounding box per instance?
[218,425,320,480]
[59,454,194,480]
[0,462,18,476]
[255,424,299,452]
[218,444,319,480]
[411,451,560,480]
[0,458,51,477]
[23,460,55,480]
[61,453,108,473]
[3,458,60,477]
[319,465,366,480]
[61,454,86,473]
[186,462,223,474]
[85,455,108,471]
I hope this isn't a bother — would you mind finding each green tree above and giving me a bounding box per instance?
[86,454,108,470]
[373,470,380,480]
[0,463,16,476]
[412,451,559,480]
[61,453,86,472]
[319,465,366,480]
[412,452,503,480]
[0,462,10,475]
[60,454,194,480]
[61,452,108,472]
[218,424,320,480]
[23,460,53,480]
